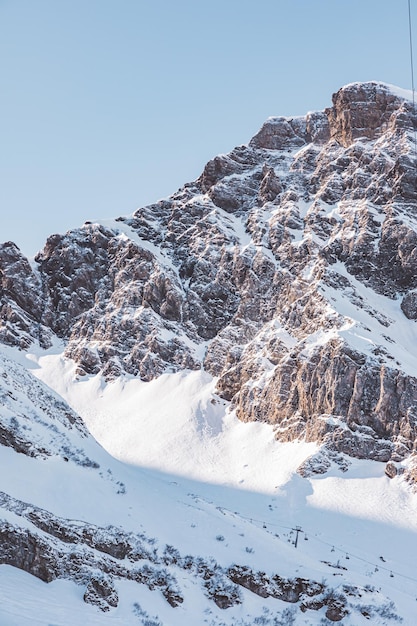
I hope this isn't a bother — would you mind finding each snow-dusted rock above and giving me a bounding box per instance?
[2,81,417,475]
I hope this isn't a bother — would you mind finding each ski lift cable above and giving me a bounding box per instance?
[408,0,417,158]
[187,498,417,586]
[306,532,417,583]
[222,507,417,585]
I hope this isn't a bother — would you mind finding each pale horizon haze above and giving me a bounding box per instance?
[1,0,414,255]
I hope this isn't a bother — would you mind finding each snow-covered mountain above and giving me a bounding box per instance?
[1,81,417,624]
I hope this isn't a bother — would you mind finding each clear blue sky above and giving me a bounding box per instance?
[1,0,414,256]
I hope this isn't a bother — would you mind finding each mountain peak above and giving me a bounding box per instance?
[249,80,416,154]
[2,76,416,477]
[326,80,415,147]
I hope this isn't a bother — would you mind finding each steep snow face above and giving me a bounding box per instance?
[31,347,317,491]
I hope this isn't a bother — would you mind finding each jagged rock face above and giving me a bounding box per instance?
[2,80,417,470]
[0,242,51,349]
[325,82,405,147]
[228,339,417,463]
[33,224,202,379]
[35,227,112,337]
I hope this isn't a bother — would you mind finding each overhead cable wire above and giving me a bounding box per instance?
[220,507,417,586]
[182,497,417,585]
[408,0,417,161]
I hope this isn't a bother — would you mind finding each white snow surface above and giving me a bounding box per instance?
[31,349,315,492]
[0,342,408,624]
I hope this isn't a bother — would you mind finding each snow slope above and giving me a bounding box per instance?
[0,343,409,625]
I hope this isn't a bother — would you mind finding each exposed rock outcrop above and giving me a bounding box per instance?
[83,575,119,612]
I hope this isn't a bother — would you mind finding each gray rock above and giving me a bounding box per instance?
[401,291,417,319]
[83,575,118,612]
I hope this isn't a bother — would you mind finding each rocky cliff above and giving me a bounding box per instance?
[2,81,417,481]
